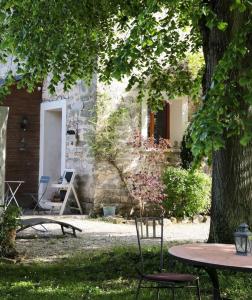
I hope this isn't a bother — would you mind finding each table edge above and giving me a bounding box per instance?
[168,243,252,273]
[5,181,25,183]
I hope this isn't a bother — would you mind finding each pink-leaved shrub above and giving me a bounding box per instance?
[125,131,171,216]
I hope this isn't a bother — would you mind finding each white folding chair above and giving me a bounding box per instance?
[40,169,83,215]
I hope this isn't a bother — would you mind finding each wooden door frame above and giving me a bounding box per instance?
[149,102,170,139]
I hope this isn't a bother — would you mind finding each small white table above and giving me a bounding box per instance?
[4,181,25,208]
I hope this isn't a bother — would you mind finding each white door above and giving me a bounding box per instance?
[39,100,66,183]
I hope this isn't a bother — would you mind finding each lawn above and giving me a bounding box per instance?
[0,246,251,299]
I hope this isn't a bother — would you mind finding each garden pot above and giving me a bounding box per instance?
[103,206,116,217]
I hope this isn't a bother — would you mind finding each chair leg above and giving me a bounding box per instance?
[40,224,48,232]
[135,278,142,300]
[172,287,175,300]
[31,224,48,232]
[61,225,65,235]
[196,279,201,300]
[33,204,38,214]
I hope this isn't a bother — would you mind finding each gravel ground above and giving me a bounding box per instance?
[16,216,210,262]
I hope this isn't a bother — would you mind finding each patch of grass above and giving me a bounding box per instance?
[0,246,251,299]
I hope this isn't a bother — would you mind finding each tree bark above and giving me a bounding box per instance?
[199,0,252,242]
[209,138,252,242]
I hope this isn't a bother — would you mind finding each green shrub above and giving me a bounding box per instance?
[162,166,211,218]
[0,205,21,258]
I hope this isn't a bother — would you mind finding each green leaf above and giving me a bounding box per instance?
[217,22,228,31]
[240,134,252,146]
[239,77,248,87]
[230,0,247,12]
[244,93,252,104]
[146,39,154,46]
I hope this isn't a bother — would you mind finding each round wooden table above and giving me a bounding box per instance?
[169,243,252,300]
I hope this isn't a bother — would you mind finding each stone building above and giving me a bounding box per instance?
[0,60,188,215]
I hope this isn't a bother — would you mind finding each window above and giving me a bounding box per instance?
[148,102,170,142]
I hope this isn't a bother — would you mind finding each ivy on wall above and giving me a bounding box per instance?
[89,92,129,163]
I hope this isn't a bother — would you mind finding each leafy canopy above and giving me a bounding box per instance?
[0,0,252,163]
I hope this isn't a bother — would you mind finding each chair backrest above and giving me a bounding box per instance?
[40,176,50,184]
[135,217,164,273]
[62,169,75,184]
[38,176,50,201]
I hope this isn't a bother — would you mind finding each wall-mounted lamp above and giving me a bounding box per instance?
[19,137,26,151]
[20,116,29,131]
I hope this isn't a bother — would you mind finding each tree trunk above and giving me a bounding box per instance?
[200,1,252,242]
[209,138,252,242]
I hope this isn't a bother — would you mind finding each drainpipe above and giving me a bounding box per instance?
[0,107,9,210]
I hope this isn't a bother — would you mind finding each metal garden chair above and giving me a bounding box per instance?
[29,176,51,213]
[135,217,201,300]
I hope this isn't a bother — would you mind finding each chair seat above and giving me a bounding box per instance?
[143,272,198,283]
[39,200,62,210]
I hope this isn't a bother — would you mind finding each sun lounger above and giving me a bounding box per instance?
[17,218,82,237]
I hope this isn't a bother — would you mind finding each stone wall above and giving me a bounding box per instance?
[94,148,180,216]
[93,79,139,215]
[94,144,142,216]
[42,77,97,212]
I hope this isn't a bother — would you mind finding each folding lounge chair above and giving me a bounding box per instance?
[17,217,82,237]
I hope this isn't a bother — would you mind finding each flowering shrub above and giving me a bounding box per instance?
[125,131,171,216]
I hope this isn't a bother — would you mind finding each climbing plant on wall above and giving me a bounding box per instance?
[90,95,170,216]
